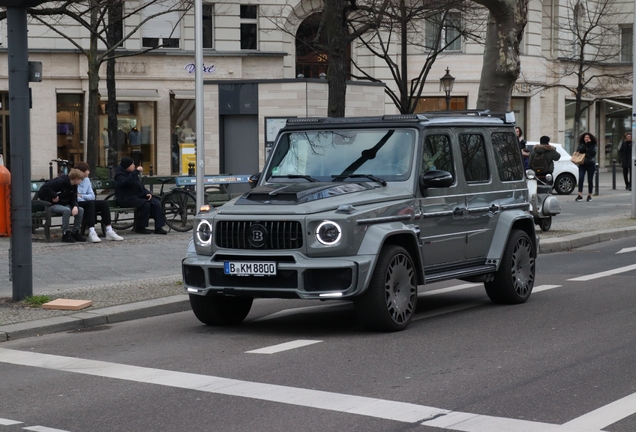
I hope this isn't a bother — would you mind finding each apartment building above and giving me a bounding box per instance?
[0,0,632,178]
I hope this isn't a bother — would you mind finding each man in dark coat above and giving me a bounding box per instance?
[529,135,561,182]
[618,133,632,191]
[114,157,167,234]
[38,168,86,243]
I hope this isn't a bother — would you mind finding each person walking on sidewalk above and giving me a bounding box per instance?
[529,135,560,182]
[575,132,598,202]
[114,157,167,235]
[75,162,124,243]
[618,133,632,191]
[38,168,86,243]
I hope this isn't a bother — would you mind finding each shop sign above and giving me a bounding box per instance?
[185,63,216,74]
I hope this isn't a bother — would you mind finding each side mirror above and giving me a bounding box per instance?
[419,170,453,191]
[248,172,260,189]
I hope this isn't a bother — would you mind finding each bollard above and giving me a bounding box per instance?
[149,164,154,177]
[188,162,195,176]
[49,161,53,180]
[148,164,154,194]
[108,166,113,180]
[612,159,616,190]
[594,163,599,196]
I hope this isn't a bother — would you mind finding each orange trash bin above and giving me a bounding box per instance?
[0,154,10,237]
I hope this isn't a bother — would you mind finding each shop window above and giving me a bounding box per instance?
[240,5,258,50]
[564,100,589,153]
[414,96,466,113]
[56,94,84,166]
[99,101,155,172]
[170,97,196,175]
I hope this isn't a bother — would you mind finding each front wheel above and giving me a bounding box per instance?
[540,216,552,232]
[554,173,576,195]
[485,229,535,304]
[162,189,196,232]
[189,294,253,325]
[354,245,417,332]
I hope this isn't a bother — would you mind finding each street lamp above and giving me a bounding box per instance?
[439,67,455,111]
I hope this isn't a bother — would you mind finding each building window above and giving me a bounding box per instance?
[203,4,214,49]
[56,94,84,166]
[511,97,526,136]
[99,101,156,172]
[414,96,467,113]
[141,1,181,49]
[425,12,462,52]
[170,97,196,175]
[240,5,258,50]
[621,26,632,63]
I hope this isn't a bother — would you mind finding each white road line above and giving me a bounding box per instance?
[23,427,71,432]
[562,391,636,430]
[532,284,561,293]
[0,348,609,431]
[246,340,322,354]
[616,247,636,254]
[419,283,481,297]
[0,418,22,426]
[567,263,636,281]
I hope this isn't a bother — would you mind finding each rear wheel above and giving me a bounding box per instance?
[162,189,196,232]
[104,193,135,230]
[189,294,253,325]
[555,173,576,195]
[540,216,552,232]
[485,229,535,304]
[354,245,417,332]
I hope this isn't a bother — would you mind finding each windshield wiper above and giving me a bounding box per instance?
[331,174,387,187]
[270,174,319,182]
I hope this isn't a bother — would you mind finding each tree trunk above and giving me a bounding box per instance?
[106,1,122,171]
[85,0,100,171]
[324,0,348,117]
[474,0,527,111]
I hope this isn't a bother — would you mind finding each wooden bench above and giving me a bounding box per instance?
[31,176,177,242]
[174,175,250,207]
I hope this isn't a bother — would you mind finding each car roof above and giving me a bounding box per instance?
[526,142,563,147]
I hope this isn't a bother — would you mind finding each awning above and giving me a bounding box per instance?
[99,89,160,101]
[170,90,195,100]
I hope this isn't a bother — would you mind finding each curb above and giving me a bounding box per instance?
[539,226,636,254]
[0,295,190,343]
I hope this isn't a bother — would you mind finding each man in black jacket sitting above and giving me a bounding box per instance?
[114,157,167,234]
[38,169,87,243]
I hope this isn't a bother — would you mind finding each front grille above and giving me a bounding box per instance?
[304,268,353,292]
[209,269,298,289]
[183,265,206,288]
[216,221,303,250]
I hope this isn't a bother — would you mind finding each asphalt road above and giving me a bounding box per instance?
[1,235,636,432]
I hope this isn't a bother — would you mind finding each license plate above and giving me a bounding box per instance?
[224,261,277,276]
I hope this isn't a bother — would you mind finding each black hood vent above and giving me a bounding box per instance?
[236,182,373,205]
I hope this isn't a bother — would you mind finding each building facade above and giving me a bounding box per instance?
[0,0,632,179]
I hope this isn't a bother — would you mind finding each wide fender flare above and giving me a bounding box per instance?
[487,211,536,267]
[357,222,424,289]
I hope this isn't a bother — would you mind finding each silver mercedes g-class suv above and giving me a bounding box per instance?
[182,111,537,331]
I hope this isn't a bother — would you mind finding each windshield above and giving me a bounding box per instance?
[265,128,415,183]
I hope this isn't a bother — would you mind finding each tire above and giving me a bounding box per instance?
[162,189,196,232]
[540,216,552,232]
[104,193,135,230]
[485,229,535,304]
[189,294,253,325]
[354,245,417,332]
[554,173,576,195]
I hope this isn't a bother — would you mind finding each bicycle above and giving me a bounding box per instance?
[50,158,71,179]
[102,177,196,232]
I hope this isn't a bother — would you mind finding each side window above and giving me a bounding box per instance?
[459,133,489,183]
[422,134,454,179]
[492,132,524,181]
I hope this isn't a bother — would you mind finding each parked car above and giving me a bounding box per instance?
[183,111,538,332]
[526,142,578,195]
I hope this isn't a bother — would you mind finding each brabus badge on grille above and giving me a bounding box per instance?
[248,224,268,248]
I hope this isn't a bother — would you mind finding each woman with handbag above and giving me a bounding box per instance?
[575,132,598,202]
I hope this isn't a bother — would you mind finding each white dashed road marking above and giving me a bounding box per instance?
[0,417,22,426]
[568,263,636,281]
[0,348,620,431]
[23,427,72,432]
[246,340,322,354]
[616,247,636,254]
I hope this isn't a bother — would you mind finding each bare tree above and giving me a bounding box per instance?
[349,0,484,113]
[471,0,528,112]
[23,0,192,170]
[545,0,631,141]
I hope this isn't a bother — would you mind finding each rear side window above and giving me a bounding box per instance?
[422,134,454,179]
[459,133,489,183]
[492,132,524,181]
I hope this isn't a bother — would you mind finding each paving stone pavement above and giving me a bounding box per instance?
[1,169,635,341]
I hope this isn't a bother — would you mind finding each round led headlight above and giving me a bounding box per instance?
[196,220,213,246]
[315,220,342,245]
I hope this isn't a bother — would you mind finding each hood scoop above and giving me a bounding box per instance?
[236,182,373,205]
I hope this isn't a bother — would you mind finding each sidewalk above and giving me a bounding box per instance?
[1,169,635,341]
